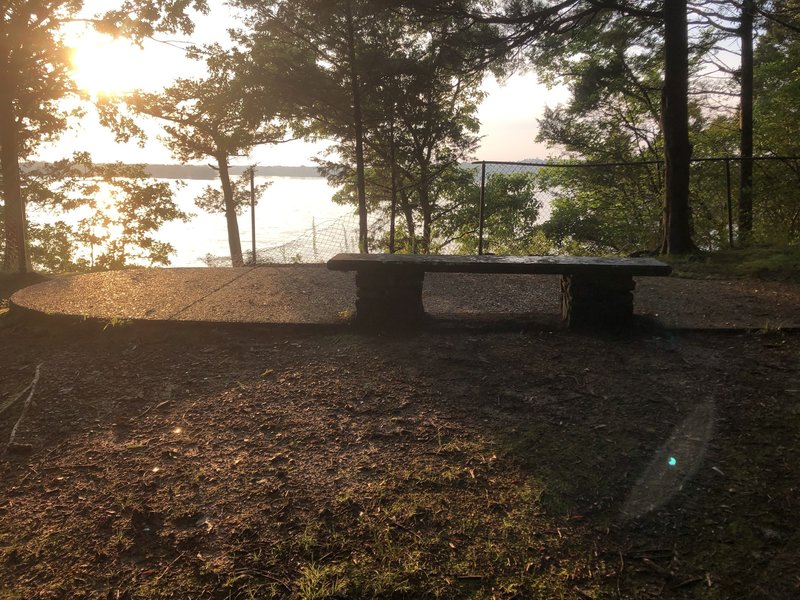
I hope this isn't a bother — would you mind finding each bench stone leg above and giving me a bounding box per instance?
[354,268,425,326]
[561,274,635,328]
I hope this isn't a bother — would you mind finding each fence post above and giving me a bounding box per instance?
[725,158,734,247]
[478,161,486,255]
[250,168,257,264]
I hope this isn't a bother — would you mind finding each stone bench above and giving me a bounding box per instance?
[327,253,672,328]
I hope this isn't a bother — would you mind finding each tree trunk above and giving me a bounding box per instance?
[421,202,432,254]
[217,154,244,267]
[417,163,433,254]
[400,192,416,253]
[344,0,369,254]
[738,0,754,240]
[0,48,27,273]
[389,117,398,254]
[660,0,695,255]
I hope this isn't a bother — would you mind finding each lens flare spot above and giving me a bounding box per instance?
[668,456,677,467]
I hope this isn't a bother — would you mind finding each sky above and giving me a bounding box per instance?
[34,3,570,167]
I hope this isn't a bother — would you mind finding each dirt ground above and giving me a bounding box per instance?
[1,274,799,599]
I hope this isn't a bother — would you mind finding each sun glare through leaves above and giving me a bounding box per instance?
[69,33,150,98]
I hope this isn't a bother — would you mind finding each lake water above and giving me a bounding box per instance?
[25,175,355,268]
[58,175,346,267]
[29,172,548,268]
[158,176,355,266]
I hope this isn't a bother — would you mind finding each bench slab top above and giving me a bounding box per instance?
[327,253,672,276]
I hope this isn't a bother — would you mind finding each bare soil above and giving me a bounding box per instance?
[1,274,799,599]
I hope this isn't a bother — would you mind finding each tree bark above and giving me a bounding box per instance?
[0,46,28,273]
[421,204,432,254]
[418,182,432,254]
[344,0,369,254]
[400,192,416,253]
[217,153,244,267]
[389,118,399,254]
[660,0,695,255]
[738,0,754,240]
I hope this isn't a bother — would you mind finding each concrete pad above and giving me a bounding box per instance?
[173,265,356,324]
[10,268,249,321]
[9,265,800,330]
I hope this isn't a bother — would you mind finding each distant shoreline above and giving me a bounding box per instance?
[24,160,546,181]
[23,162,323,180]
[145,164,323,180]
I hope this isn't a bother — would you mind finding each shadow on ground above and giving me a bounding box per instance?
[1,309,798,598]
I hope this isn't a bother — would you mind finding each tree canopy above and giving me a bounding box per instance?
[1,0,208,272]
[129,44,285,266]
[4,0,800,273]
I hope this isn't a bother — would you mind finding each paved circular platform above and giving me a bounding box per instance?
[9,265,800,329]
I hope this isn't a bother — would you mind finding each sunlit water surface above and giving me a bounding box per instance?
[159,177,351,266]
[30,176,352,268]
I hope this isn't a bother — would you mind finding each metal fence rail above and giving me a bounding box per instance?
[217,155,800,266]
[471,156,800,255]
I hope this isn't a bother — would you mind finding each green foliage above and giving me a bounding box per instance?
[27,222,89,274]
[748,159,800,244]
[129,45,285,165]
[479,172,544,254]
[239,0,487,254]
[1,1,209,271]
[85,169,187,269]
[0,2,90,158]
[512,1,754,255]
[745,11,800,245]
[754,5,800,157]
[21,154,188,273]
[421,1,797,255]
[538,163,663,254]
[435,170,544,254]
[684,25,800,250]
[194,167,269,216]
[96,0,209,39]
[667,245,800,282]
[515,10,670,255]
[129,45,286,266]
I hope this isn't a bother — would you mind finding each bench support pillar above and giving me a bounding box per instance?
[561,274,635,328]
[355,268,425,327]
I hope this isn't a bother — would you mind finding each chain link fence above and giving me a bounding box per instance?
[202,213,389,266]
[249,213,387,265]
[468,156,800,256]
[203,156,800,265]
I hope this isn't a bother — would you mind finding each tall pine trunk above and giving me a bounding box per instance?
[0,48,27,273]
[389,117,399,254]
[344,0,369,254]
[418,167,433,254]
[738,0,754,240]
[400,192,416,253]
[421,204,432,254]
[660,0,695,255]
[217,153,244,267]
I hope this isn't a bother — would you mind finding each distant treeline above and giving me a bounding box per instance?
[23,162,322,180]
[24,161,544,180]
[147,162,542,179]
[145,164,322,179]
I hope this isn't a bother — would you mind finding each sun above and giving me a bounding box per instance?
[69,32,148,98]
